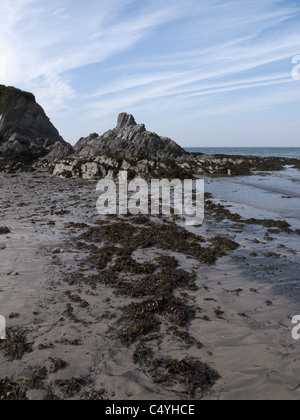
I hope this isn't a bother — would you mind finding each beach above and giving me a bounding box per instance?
[0,167,300,400]
[1,0,300,402]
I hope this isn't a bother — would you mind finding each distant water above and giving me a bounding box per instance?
[204,166,300,229]
[185,147,300,159]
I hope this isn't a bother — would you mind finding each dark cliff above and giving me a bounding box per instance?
[0,85,73,168]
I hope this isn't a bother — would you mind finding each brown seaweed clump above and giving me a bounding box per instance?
[244,218,292,233]
[81,219,239,266]
[118,302,161,347]
[0,328,33,361]
[26,366,48,390]
[132,343,154,366]
[0,378,28,400]
[148,356,220,398]
[64,216,229,398]
[0,226,10,235]
[54,378,88,398]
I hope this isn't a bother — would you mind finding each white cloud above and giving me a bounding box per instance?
[0,0,299,140]
[83,0,300,120]
[0,0,184,113]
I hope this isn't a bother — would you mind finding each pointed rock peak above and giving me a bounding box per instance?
[117,113,137,129]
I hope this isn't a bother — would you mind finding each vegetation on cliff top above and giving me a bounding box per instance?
[0,85,35,114]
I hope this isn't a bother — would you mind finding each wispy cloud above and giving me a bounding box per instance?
[0,0,185,113]
[0,0,299,144]
[83,0,300,121]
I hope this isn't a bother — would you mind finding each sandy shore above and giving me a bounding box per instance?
[0,169,300,400]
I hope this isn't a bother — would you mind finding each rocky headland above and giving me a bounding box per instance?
[0,85,73,172]
[0,84,299,178]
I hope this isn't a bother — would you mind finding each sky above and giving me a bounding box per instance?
[0,0,299,147]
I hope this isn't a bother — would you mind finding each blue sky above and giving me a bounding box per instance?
[0,0,299,147]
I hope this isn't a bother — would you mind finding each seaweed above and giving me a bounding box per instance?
[148,356,220,397]
[244,218,292,233]
[214,307,225,320]
[170,327,203,349]
[38,343,54,350]
[94,245,120,270]
[0,378,28,400]
[49,358,68,374]
[205,200,242,222]
[0,328,33,361]
[129,215,152,225]
[60,338,83,346]
[0,227,10,235]
[79,220,227,265]
[27,366,48,390]
[63,303,88,325]
[211,235,240,252]
[64,291,89,307]
[119,269,196,299]
[265,252,281,259]
[114,265,198,346]
[81,389,108,400]
[63,216,229,398]
[155,255,179,270]
[111,256,156,275]
[133,343,154,366]
[9,313,20,319]
[118,303,161,347]
[80,222,137,244]
[163,296,196,327]
[54,378,88,398]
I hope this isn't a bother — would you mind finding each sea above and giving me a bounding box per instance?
[184,147,300,159]
[185,147,300,229]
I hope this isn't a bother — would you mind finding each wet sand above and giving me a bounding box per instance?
[0,169,300,400]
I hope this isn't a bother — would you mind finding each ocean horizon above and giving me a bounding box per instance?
[185,147,300,159]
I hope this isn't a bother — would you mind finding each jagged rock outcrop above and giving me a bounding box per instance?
[49,113,192,179]
[50,112,299,180]
[0,85,73,171]
[74,113,185,160]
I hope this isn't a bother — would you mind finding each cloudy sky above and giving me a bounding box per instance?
[0,0,299,147]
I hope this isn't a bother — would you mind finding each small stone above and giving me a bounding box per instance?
[52,248,63,254]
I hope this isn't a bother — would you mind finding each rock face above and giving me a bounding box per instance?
[0,85,73,168]
[74,113,185,160]
[49,112,190,179]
